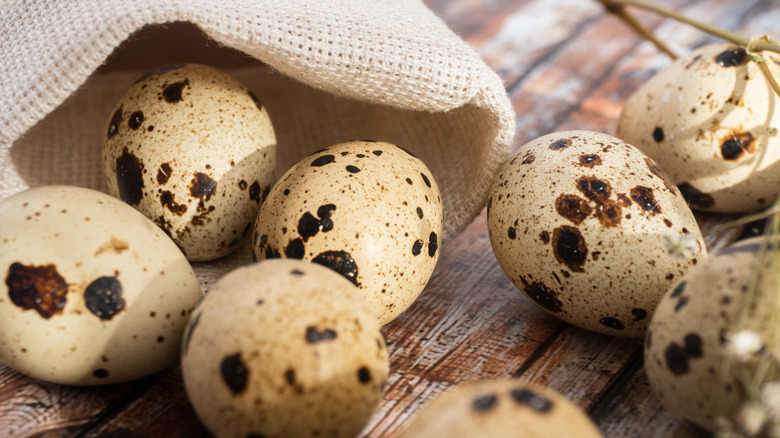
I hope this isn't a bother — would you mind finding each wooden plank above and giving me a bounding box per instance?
[510,0,758,149]
[0,365,157,437]
[2,1,776,437]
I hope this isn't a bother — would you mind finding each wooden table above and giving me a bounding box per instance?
[2,0,778,436]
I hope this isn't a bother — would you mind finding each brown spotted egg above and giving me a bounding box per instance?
[181,259,389,438]
[487,130,706,337]
[645,236,780,433]
[103,64,276,261]
[617,42,780,213]
[399,379,602,438]
[252,140,443,325]
[0,186,202,385]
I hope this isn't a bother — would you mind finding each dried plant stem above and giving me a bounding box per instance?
[599,0,678,59]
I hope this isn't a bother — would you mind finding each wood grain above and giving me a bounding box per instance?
[3,0,779,437]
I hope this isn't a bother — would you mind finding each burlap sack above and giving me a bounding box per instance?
[1,0,515,288]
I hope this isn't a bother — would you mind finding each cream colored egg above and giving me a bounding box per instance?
[617,42,780,213]
[181,259,389,438]
[645,236,780,433]
[487,130,706,337]
[103,63,276,261]
[252,140,444,325]
[0,186,202,385]
[400,379,602,438]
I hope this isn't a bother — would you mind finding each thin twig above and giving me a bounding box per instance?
[600,0,678,59]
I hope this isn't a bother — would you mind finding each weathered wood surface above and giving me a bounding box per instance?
[2,0,780,436]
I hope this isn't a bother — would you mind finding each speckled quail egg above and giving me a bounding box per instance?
[487,130,706,337]
[399,379,602,438]
[0,185,202,385]
[252,140,443,325]
[645,235,780,433]
[181,259,389,438]
[617,42,780,213]
[103,63,276,261]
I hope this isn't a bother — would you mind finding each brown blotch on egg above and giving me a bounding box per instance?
[6,262,68,319]
[555,194,592,225]
[157,163,172,185]
[631,186,662,215]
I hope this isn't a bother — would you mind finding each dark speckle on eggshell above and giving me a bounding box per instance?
[84,276,125,320]
[311,155,336,167]
[519,277,563,313]
[716,48,747,67]
[162,79,189,103]
[428,232,438,257]
[510,388,553,413]
[665,333,704,376]
[305,326,338,343]
[552,226,588,272]
[285,238,305,259]
[652,127,664,143]
[599,317,625,330]
[183,312,202,355]
[549,139,571,150]
[116,148,145,206]
[312,250,360,286]
[128,111,144,130]
[221,352,249,394]
[678,183,715,209]
[472,394,498,412]
[249,181,262,203]
[107,106,122,139]
[357,366,371,384]
[421,173,431,188]
[412,239,423,256]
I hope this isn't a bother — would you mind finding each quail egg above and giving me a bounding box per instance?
[181,259,389,438]
[0,185,202,385]
[488,130,706,337]
[252,140,443,325]
[103,63,276,261]
[617,42,780,213]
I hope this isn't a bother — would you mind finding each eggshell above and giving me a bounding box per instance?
[0,186,202,385]
[103,63,276,261]
[617,42,780,213]
[487,130,706,337]
[181,259,389,438]
[645,236,780,432]
[252,140,443,325]
[399,379,602,438]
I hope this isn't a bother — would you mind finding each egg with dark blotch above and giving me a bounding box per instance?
[0,186,202,385]
[181,259,389,438]
[252,140,443,325]
[103,63,276,261]
[399,379,602,438]
[617,42,780,213]
[645,236,780,433]
[487,130,706,337]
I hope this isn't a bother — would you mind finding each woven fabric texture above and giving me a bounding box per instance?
[0,0,515,287]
